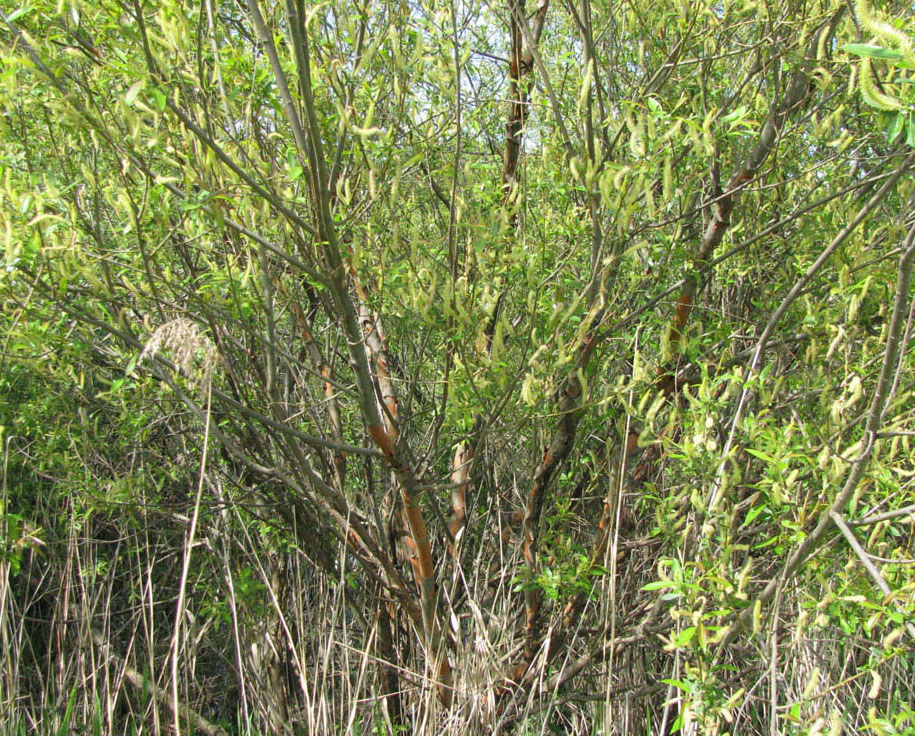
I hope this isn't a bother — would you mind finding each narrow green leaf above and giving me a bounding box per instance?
[151,88,167,112]
[888,111,905,143]
[742,503,767,527]
[746,448,776,463]
[674,626,697,647]
[842,43,903,61]
[641,580,676,591]
[56,685,77,736]
[5,6,31,22]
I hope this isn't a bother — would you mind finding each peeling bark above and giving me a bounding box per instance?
[657,19,835,394]
[448,0,551,549]
[275,276,347,490]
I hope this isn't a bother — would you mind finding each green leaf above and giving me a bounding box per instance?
[746,448,776,463]
[56,684,77,736]
[742,503,767,526]
[5,6,31,22]
[151,88,167,112]
[674,626,697,647]
[721,105,748,123]
[888,111,905,143]
[907,114,915,147]
[842,44,903,61]
[641,579,677,591]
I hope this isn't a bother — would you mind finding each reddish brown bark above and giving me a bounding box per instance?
[275,277,347,489]
[351,243,452,699]
[510,20,837,689]
[657,22,830,395]
[514,322,602,679]
[369,421,453,704]
[448,431,476,541]
[447,0,551,547]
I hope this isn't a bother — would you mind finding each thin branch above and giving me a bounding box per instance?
[720,218,915,649]
[848,503,915,527]
[829,511,915,640]
[709,153,914,515]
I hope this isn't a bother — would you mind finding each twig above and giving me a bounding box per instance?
[829,511,915,640]
[848,503,915,527]
[719,219,915,650]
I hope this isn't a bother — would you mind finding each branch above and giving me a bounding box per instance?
[658,13,843,395]
[829,511,915,640]
[709,152,914,515]
[448,0,552,548]
[719,218,915,650]
[848,503,915,527]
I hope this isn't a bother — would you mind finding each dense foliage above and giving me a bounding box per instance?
[2,0,915,733]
